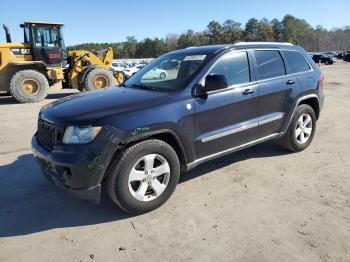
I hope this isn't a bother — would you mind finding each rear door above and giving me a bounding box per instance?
[194,51,259,159]
[281,50,313,92]
[253,50,299,138]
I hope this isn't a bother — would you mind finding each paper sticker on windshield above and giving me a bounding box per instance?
[184,55,206,61]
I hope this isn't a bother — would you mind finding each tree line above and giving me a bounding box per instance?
[67,14,350,58]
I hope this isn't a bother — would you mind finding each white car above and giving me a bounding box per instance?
[142,67,168,80]
[110,62,128,72]
[124,64,146,77]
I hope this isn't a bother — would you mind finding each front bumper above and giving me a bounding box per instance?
[31,133,116,203]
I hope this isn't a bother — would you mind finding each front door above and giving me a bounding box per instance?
[194,51,260,159]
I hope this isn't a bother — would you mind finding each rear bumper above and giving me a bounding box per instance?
[31,135,102,203]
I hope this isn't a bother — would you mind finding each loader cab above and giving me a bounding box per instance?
[21,21,65,66]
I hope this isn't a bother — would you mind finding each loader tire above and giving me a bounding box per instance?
[10,70,48,103]
[114,70,127,85]
[83,68,115,92]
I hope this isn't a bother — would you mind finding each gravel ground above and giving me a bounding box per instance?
[0,62,349,262]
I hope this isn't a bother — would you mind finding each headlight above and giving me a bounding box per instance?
[63,126,102,144]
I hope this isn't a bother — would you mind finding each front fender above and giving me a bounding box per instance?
[77,65,98,85]
[120,128,189,164]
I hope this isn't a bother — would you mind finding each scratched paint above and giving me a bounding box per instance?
[88,156,104,171]
[132,127,150,136]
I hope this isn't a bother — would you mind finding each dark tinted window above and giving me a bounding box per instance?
[255,50,285,80]
[283,51,310,73]
[208,52,250,86]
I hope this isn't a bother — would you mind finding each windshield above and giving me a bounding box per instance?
[31,25,61,48]
[123,53,210,92]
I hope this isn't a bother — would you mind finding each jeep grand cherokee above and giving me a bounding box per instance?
[32,42,324,214]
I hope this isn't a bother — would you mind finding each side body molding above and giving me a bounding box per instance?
[185,94,320,171]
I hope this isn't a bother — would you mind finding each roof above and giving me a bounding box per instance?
[23,21,64,26]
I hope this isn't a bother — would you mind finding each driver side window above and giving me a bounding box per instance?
[208,52,250,86]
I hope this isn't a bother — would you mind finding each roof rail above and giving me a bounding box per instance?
[234,42,293,46]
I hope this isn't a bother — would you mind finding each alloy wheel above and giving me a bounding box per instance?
[295,114,313,144]
[128,154,170,201]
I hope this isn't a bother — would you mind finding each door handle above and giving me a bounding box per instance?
[242,89,255,95]
[286,80,296,85]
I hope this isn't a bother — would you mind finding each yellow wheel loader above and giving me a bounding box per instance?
[0,21,126,103]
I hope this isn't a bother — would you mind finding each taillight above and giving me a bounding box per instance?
[48,53,61,59]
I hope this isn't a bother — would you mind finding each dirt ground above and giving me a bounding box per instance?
[0,62,349,262]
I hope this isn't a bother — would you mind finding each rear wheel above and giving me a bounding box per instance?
[9,69,48,103]
[107,139,180,214]
[82,67,115,91]
[279,104,316,152]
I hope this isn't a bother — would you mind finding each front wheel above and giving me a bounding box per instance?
[82,67,115,91]
[279,104,316,152]
[107,139,180,214]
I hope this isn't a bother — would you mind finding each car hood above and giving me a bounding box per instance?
[40,87,170,126]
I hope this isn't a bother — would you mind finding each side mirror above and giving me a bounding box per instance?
[204,74,228,92]
[193,75,228,98]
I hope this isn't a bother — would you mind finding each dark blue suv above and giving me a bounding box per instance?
[32,42,325,214]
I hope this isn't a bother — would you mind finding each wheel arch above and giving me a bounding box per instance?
[104,129,189,179]
[7,62,48,78]
[283,94,320,133]
[298,96,320,120]
[124,129,188,166]
[77,64,98,85]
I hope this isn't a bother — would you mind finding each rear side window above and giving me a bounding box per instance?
[208,52,250,86]
[283,51,310,74]
[255,50,285,80]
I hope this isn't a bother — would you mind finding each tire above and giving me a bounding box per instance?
[160,72,166,79]
[324,60,329,65]
[82,67,115,92]
[9,70,48,103]
[279,104,316,152]
[107,139,180,214]
[114,70,127,85]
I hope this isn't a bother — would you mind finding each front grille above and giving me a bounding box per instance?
[37,120,65,151]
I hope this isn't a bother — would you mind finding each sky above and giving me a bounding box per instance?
[1,0,349,46]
